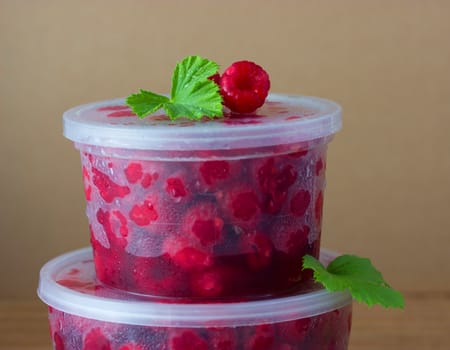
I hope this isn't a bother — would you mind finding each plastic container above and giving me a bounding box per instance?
[38,247,352,350]
[63,94,342,298]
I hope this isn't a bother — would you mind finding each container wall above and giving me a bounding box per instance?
[77,140,329,298]
[47,303,352,350]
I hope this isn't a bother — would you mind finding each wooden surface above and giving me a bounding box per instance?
[1,292,448,350]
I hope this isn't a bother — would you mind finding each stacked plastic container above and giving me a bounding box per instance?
[38,94,352,349]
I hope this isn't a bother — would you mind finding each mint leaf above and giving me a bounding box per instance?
[126,55,223,120]
[303,254,405,309]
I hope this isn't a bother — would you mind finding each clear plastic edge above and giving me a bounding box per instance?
[37,247,352,328]
[62,94,342,152]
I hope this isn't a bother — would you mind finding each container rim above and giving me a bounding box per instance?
[63,93,342,151]
[37,247,352,327]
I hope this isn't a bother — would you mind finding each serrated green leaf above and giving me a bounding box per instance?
[167,79,223,120]
[302,254,405,309]
[126,55,222,120]
[171,55,219,99]
[125,89,169,118]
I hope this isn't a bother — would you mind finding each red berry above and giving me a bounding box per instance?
[209,73,221,86]
[246,324,275,350]
[220,60,270,113]
[277,318,311,344]
[233,191,260,220]
[141,173,155,188]
[208,328,237,350]
[166,177,188,199]
[182,202,224,246]
[222,185,261,225]
[53,332,65,350]
[240,231,273,270]
[272,222,310,256]
[124,163,143,184]
[254,158,297,214]
[315,158,325,175]
[190,269,224,297]
[168,330,208,350]
[129,198,158,226]
[92,167,130,203]
[163,236,213,270]
[290,190,311,217]
[199,160,230,185]
[82,328,111,350]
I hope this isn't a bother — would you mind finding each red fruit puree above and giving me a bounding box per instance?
[48,305,351,350]
[81,143,326,298]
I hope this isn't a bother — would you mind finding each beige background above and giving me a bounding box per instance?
[1,0,449,302]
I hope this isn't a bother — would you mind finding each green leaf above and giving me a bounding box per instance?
[171,55,219,99]
[125,55,223,120]
[125,90,169,119]
[303,254,405,309]
[167,79,223,120]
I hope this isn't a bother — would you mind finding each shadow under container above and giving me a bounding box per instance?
[63,94,342,299]
[38,247,352,350]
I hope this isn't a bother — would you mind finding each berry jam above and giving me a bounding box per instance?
[80,142,327,298]
[48,305,352,350]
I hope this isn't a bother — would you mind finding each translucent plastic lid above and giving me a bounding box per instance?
[37,247,351,327]
[63,94,342,151]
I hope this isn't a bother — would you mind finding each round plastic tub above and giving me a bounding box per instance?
[63,94,342,298]
[38,248,352,350]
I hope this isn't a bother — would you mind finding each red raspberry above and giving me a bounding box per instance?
[124,162,143,184]
[182,202,224,246]
[232,191,259,221]
[168,330,208,350]
[199,160,230,185]
[141,173,155,188]
[220,60,270,113]
[190,269,224,297]
[277,318,311,344]
[221,185,261,228]
[208,328,237,350]
[209,73,221,86]
[131,255,189,296]
[92,167,130,203]
[165,177,188,199]
[82,328,111,350]
[254,158,298,214]
[290,190,311,217]
[315,158,325,175]
[129,198,159,226]
[240,231,273,270]
[53,332,65,350]
[162,236,213,271]
[246,324,275,350]
[272,222,310,256]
